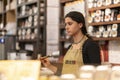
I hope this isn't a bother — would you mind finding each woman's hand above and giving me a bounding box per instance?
[40,57,51,68]
[40,57,57,73]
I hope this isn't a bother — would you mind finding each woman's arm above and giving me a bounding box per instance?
[40,58,57,73]
[83,39,101,65]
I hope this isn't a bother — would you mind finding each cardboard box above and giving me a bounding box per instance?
[6,11,16,23]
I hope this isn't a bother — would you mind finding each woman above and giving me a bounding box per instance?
[40,11,101,77]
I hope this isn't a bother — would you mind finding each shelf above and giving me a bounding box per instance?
[0,11,7,14]
[16,0,47,58]
[111,63,120,66]
[5,34,16,36]
[6,9,16,12]
[60,24,65,29]
[17,26,38,29]
[60,0,74,3]
[59,38,70,42]
[17,0,37,7]
[92,37,120,41]
[0,29,7,31]
[89,20,120,26]
[17,13,37,19]
[60,37,120,41]
[18,39,37,42]
[0,13,3,15]
[88,3,120,11]
[2,11,7,14]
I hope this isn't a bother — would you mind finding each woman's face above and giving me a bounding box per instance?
[65,17,82,36]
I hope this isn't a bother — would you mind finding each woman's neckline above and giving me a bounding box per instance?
[73,35,84,44]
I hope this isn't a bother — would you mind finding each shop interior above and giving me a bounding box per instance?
[0,0,120,79]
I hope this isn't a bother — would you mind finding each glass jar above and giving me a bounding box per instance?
[79,65,95,80]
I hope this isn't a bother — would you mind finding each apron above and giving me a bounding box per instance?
[62,36,88,77]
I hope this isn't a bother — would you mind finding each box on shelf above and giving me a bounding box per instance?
[6,11,16,23]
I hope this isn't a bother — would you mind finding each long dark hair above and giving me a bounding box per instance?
[65,11,87,35]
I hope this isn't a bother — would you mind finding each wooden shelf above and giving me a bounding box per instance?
[18,39,37,42]
[60,24,65,29]
[89,20,120,26]
[0,13,3,15]
[5,34,16,36]
[92,37,120,41]
[89,3,120,11]
[0,29,7,31]
[17,0,37,7]
[2,11,7,14]
[111,63,120,66]
[17,26,38,29]
[59,38,70,42]
[60,0,74,3]
[60,37,120,41]
[6,9,16,12]
[17,13,37,19]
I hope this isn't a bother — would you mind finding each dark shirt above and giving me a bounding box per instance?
[82,39,101,65]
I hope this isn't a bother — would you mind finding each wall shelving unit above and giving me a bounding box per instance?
[16,0,46,59]
[88,4,120,11]
[85,0,120,63]
[0,0,16,60]
[86,0,120,41]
